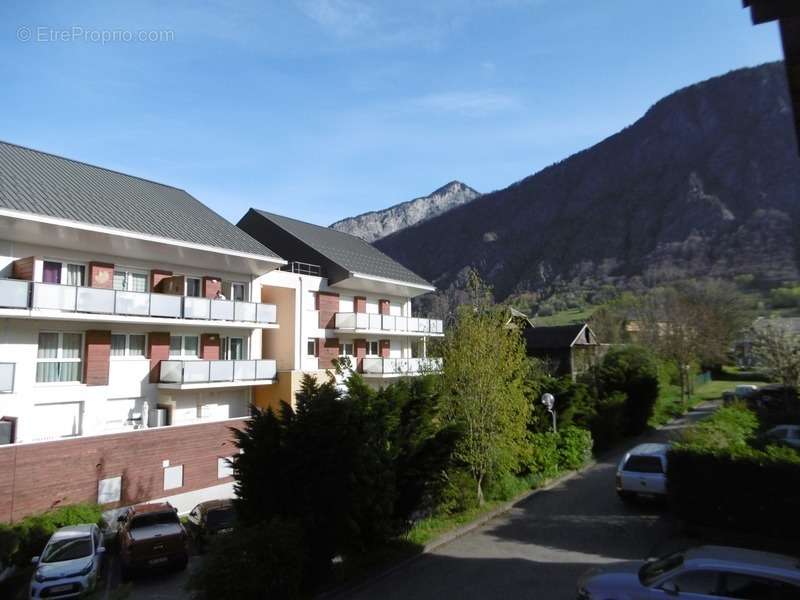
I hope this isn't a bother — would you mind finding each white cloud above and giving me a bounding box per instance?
[413,91,520,116]
[295,0,375,38]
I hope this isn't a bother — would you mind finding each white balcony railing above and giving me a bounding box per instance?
[1,279,278,325]
[334,312,443,335]
[0,363,14,393]
[159,359,277,384]
[361,357,443,376]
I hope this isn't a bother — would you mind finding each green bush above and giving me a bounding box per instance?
[1,503,104,567]
[769,285,800,309]
[484,472,538,502]
[556,426,593,470]
[438,469,480,515]
[596,346,660,437]
[527,431,560,478]
[587,391,627,449]
[679,403,758,452]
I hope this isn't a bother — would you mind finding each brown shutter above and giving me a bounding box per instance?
[148,332,171,383]
[84,330,111,386]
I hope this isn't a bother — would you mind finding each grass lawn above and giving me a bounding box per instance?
[535,306,595,326]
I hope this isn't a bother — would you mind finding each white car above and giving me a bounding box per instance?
[30,524,105,599]
[577,545,800,599]
[616,443,669,500]
[764,425,800,449]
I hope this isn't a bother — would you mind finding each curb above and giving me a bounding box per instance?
[317,401,717,599]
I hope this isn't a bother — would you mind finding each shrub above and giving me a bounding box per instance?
[438,469,480,515]
[556,426,593,470]
[586,391,627,450]
[596,346,660,437]
[679,403,758,452]
[527,431,560,478]
[484,472,538,502]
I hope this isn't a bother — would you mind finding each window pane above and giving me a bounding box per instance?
[129,335,145,356]
[36,361,81,383]
[129,273,147,293]
[169,336,182,356]
[307,339,316,356]
[37,333,59,358]
[61,334,82,359]
[43,261,61,284]
[187,279,200,297]
[230,338,243,360]
[184,336,199,356]
[113,271,127,291]
[672,570,718,594]
[111,334,126,356]
[623,455,663,473]
[232,283,245,301]
[66,264,85,287]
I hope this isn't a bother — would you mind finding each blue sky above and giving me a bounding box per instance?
[0,1,783,226]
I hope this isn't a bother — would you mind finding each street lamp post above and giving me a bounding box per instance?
[541,393,556,433]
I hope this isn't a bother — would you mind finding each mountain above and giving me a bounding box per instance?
[375,62,800,302]
[330,181,480,242]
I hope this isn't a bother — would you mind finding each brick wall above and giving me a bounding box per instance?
[354,338,366,372]
[318,337,339,369]
[0,418,246,523]
[84,330,111,386]
[148,332,170,383]
[316,291,340,329]
[200,334,220,360]
[150,269,173,292]
[380,339,390,358]
[11,256,34,280]
[89,262,114,289]
[202,276,222,299]
[379,299,390,315]
[354,296,366,313]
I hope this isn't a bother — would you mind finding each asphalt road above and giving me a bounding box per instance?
[345,403,717,600]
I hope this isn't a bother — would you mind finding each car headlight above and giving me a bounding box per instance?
[77,560,94,577]
[34,569,46,583]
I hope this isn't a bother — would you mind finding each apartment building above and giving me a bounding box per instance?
[237,209,443,409]
[0,142,284,519]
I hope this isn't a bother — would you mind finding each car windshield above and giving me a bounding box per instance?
[206,508,235,529]
[41,536,93,563]
[639,552,684,586]
[624,455,664,473]
[129,511,179,529]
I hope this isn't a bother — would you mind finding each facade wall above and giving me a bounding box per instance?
[0,418,245,523]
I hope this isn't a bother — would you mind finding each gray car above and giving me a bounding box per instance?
[29,524,105,599]
[577,545,800,599]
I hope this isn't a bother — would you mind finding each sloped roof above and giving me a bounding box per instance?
[0,141,281,260]
[524,324,588,350]
[247,209,433,288]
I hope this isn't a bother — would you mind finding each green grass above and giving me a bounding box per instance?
[534,306,596,326]
[405,502,503,547]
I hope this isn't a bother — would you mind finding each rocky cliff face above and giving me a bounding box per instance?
[330,181,480,242]
[375,62,800,301]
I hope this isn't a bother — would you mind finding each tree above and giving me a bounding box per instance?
[440,301,530,505]
[751,323,800,389]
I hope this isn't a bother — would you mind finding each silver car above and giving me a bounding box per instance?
[577,545,800,599]
[616,443,669,500]
[764,425,800,449]
[29,524,105,599]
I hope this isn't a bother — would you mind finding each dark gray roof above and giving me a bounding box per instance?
[524,324,588,350]
[0,141,281,260]
[251,210,433,288]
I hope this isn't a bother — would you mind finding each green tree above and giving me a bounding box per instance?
[440,303,530,505]
[751,323,800,389]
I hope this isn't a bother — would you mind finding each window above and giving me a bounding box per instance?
[224,337,244,360]
[623,455,664,474]
[97,476,122,504]
[111,334,146,358]
[307,338,316,356]
[723,572,800,599]
[42,260,85,286]
[163,465,184,490]
[340,342,354,356]
[366,341,379,356]
[36,332,83,383]
[113,269,148,293]
[231,282,246,302]
[666,570,719,595]
[186,277,201,297]
[170,335,199,357]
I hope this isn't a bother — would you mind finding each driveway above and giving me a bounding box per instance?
[344,403,717,600]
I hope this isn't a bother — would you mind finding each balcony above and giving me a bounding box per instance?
[0,279,278,326]
[361,357,443,377]
[333,312,444,336]
[158,359,277,389]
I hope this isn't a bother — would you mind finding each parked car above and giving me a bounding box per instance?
[722,384,759,406]
[577,545,800,599]
[763,424,800,449]
[29,524,105,599]
[117,502,188,580]
[185,499,236,552]
[616,443,669,501]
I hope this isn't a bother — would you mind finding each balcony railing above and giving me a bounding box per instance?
[159,359,277,385]
[362,357,443,376]
[0,363,14,393]
[0,279,277,325]
[334,312,443,335]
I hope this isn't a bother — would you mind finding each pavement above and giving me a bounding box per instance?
[342,403,718,600]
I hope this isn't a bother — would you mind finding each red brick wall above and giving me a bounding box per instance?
[380,339,390,358]
[150,269,172,292]
[379,299,390,315]
[354,338,366,372]
[354,296,367,313]
[200,334,220,360]
[148,332,171,383]
[89,262,114,289]
[84,330,111,386]
[0,418,246,523]
[316,291,340,329]
[202,276,222,299]
[318,337,339,369]
[11,256,34,280]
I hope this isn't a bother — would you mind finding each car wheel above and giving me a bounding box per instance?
[617,491,635,503]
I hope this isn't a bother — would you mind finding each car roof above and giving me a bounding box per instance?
[627,443,670,457]
[685,545,800,575]
[130,502,175,515]
[51,524,94,539]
